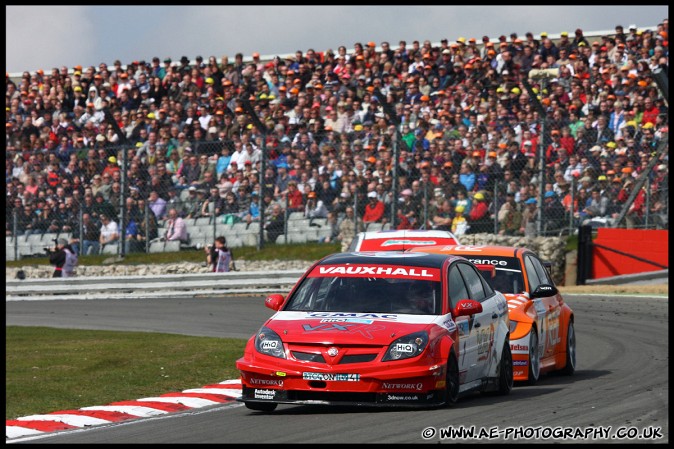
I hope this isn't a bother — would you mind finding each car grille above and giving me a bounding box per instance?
[291,351,326,363]
[291,351,378,364]
[338,354,377,364]
[288,390,377,403]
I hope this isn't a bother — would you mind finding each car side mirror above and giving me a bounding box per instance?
[531,284,558,299]
[452,299,483,318]
[265,294,285,311]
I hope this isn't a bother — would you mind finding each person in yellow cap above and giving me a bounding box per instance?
[468,191,491,233]
[102,154,120,177]
[451,205,468,235]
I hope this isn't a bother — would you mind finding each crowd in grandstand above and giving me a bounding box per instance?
[5,20,669,253]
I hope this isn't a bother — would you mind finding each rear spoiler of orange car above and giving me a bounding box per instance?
[475,264,496,278]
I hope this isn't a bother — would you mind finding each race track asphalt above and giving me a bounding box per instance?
[6,293,669,443]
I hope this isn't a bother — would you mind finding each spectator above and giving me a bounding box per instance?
[47,238,78,278]
[542,191,566,235]
[80,213,101,256]
[467,192,491,233]
[450,205,468,235]
[305,191,328,221]
[318,211,340,244]
[337,206,356,252]
[362,191,385,226]
[498,193,523,235]
[148,190,167,220]
[431,199,454,231]
[163,207,188,243]
[265,203,286,244]
[285,180,304,213]
[520,198,538,237]
[98,214,119,253]
[206,235,234,272]
[124,214,144,254]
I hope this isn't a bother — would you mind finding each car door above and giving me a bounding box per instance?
[447,263,474,386]
[456,262,499,383]
[523,254,560,359]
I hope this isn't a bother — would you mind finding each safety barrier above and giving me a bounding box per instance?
[5,270,306,301]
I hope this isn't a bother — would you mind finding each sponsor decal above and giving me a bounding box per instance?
[513,369,525,377]
[254,389,276,400]
[301,322,386,340]
[496,295,507,315]
[510,343,529,354]
[468,259,508,266]
[303,372,360,382]
[477,323,495,362]
[308,312,397,320]
[381,239,437,247]
[394,343,416,353]
[533,299,547,315]
[451,245,485,252]
[441,318,457,332]
[386,394,420,401]
[457,320,469,337]
[513,360,529,366]
[545,309,561,349]
[309,264,440,281]
[250,378,284,386]
[260,340,279,350]
[274,371,286,377]
[382,382,424,391]
[320,318,374,324]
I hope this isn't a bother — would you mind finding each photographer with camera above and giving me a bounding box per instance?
[205,235,236,273]
[46,238,78,278]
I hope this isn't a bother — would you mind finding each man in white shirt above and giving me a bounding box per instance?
[99,214,119,253]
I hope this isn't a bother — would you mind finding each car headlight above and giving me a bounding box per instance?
[382,331,429,361]
[509,320,518,334]
[254,326,286,359]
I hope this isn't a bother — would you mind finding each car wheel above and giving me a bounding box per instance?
[497,340,513,395]
[527,330,540,385]
[444,355,459,406]
[244,401,278,412]
[561,321,576,375]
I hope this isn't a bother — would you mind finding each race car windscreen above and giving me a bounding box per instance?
[284,264,442,315]
[469,256,525,294]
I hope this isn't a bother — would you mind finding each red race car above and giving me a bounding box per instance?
[346,229,461,252]
[236,251,512,411]
[410,245,576,384]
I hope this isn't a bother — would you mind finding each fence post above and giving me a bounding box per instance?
[423,182,428,230]
[13,209,18,261]
[576,224,593,285]
[284,194,289,244]
[493,180,499,234]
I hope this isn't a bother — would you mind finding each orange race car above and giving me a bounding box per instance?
[409,245,575,384]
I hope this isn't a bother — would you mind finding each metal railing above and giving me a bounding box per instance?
[5,270,306,301]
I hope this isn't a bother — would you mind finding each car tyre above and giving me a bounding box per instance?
[561,321,576,375]
[497,340,513,395]
[244,401,278,412]
[444,355,459,406]
[527,330,540,385]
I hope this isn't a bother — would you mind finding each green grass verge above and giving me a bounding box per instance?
[5,326,247,420]
[5,242,342,268]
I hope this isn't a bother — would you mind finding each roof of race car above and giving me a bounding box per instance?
[319,250,460,269]
[410,244,531,258]
[357,229,460,239]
